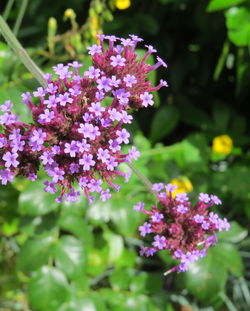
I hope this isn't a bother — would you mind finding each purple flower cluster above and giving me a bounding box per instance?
[0,35,167,203]
[134,184,230,274]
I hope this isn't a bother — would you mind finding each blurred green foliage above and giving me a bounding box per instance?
[1,0,250,310]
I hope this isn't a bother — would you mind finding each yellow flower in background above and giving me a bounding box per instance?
[170,176,193,198]
[115,0,131,10]
[212,135,233,155]
[90,15,102,41]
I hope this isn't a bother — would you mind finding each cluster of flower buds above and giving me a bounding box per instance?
[0,34,168,203]
[134,183,230,274]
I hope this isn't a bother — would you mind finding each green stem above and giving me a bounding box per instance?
[3,0,15,20]
[219,292,238,311]
[127,162,154,194]
[13,0,29,36]
[0,15,47,88]
[213,40,229,81]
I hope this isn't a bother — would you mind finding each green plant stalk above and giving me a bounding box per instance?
[213,40,229,81]
[219,292,238,311]
[0,15,47,88]
[13,0,29,36]
[3,0,15,20]
[127,162,154,195]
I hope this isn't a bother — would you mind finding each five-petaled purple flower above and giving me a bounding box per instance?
[139,222,152,237]
[110,55,126,67]
[3,152,19,168]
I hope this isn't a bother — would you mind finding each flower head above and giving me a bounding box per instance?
[0,34,168,203]
[135,183,230,274]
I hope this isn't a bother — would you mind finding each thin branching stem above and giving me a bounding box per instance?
[3,0,15,20]
[13,0,29,36]
[127,162,155,195]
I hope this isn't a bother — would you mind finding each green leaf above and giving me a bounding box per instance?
[158,249,176,266]
[2,218,19,236]
[87,192,144,236]
[123,294,160,311]
[60,191,87,215]
[212,243,244,277]
[87,248,109,276]
[28,266,70,311]
[54,236,87,280]
[210,150,227,162]
[165,303,175,311]
[150,105,179,143]
[228,24,250,47]
[17,235,54,272]
[176,134,209,170]
[0,184,19,220]
[58,213,93,249]
[220,166,250,199]
[103,289,160,311]
[103,230,124,263]
[225,7,250,46]
[129,272,164,294]
[116,248,137,268]
[110,198,146,236]
[59,294,107,311]
[85,293,108,311]
[86,199,113,226]
[18,180,59,216]
[109,269,132,291]
[72,274,89,291]
[181,140,201,165]
[225,7,250,29]
[101,288,126,310]
[207,0,247,12]
[217,221,248,243]
[132,133,152,173]
[133,133,151,151]
[20,213,58,236]
[58,299,95,311]
[184,248,228,303]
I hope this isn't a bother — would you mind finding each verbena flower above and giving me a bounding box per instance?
[134,183,230,274]
[0,35,167,203]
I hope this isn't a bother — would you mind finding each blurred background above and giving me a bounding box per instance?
[0,0,250,310]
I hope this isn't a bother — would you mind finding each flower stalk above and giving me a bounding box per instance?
[127,162,154,195]
[0,15,47,88]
